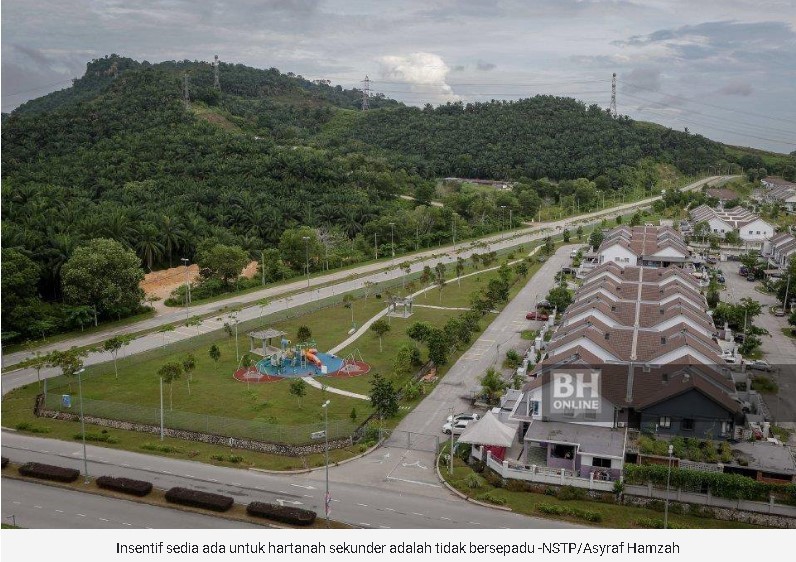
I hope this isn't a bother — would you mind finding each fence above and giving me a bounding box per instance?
[42,393,358,446]
[384,429,440,452]
[485,452,615,492]
[625,483,796,518]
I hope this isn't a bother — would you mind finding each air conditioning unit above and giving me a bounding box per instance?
[616,422,627,428]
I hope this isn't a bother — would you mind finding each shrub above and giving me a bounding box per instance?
[15,422,51,433]
[141,442,183,454]
[96,476,153,497]
[484,469,504,488]
[471,459,485,473]
[1,457,9,469]
[465,473,485,489]
[557,485,586,501]
[73,432,118,444]
[456,443,472,462]
[246,502,316,526]
[164,487,233,512]
[571,508,603,522]
[635,517,688,529]
[537,503,602,522]
[505,479,527,493]
[19,462,79,483]
[477,492,507,505]
[228,455,244,464]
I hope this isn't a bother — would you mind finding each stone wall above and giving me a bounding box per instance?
[36,395,353,456]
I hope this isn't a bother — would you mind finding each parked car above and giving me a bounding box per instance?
[746,274,756,282]
[739,266,749,276]
[773,308,786,317]
[716,274,726,284]
[706,257,718,265]
[734,333,746,344]
[721,350,737,363]
[526,311,550,321]
[536,299,552,309]
[446,412,480,423]
[442,420,470,435]
[746,360,772,372]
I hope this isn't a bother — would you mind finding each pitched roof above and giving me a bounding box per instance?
[458,411,517,447]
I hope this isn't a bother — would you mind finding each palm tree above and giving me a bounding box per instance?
[158,215,185,267]
[136,224,165,271]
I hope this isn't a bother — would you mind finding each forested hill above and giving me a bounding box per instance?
[321,97,726,182]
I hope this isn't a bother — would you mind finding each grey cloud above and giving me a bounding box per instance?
[717,82,753,97]
[622,67,662,93]
[451,65,466,72]
[476,60,496,71]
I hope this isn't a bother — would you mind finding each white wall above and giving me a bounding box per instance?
[598,244,636,266]
[739,219,774,242]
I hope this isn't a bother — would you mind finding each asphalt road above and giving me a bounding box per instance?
[722,265,796,429]
[328,245,578,494]
[1,176,730,378]
[1,431,578,529]
[1,478,261,529]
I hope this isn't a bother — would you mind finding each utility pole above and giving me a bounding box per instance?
[160,377,164,440]
[389,222,395,263]
[77,368,88,483]
[452,217,457,251]
[302,236,310,287]
[449,405,455,475]
[374,232,378,260]
[261,251,266,287]
[181,258,190,322]
[213,55,220,91]
[610,72,617,117]
[322,400,331,527]
[361,75,370,110]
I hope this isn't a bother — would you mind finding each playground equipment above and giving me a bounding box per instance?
[304,348,322,367]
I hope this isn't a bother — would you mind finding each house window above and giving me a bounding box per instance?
[562,410,576,418]
[615,257,620,262]
[756,231,761,235]
[682,418,695,431]
[661,337,667,344]
[530,401,540,416]
[592,457,612,468]
[604,333,610,340]
[749,230,753,235]
[584,412,597,421]
[659,416,671,428]
[721,421,732,436]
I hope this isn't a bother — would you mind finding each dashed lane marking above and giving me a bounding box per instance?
[76,514,86,517]
[356,503,368,507]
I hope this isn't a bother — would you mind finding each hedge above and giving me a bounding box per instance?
[96,476,153,497]
[18,462,80,483]
[625,464,796,502]
[246,502,317,526]
[1,457,8,469]
[164,487,233,512]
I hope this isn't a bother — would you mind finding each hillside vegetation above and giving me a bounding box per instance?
[2,54,793,343]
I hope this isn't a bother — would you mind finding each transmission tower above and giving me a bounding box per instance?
[361,75,370,110]
[610,72,617,117]
[213,55,220,91]
[183,73,190,107]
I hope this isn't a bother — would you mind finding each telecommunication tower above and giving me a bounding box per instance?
[610,72,617,117]
[361,75,370,110]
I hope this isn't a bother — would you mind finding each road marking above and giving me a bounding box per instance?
[412,512,424,517]
[162,470,172,475]
[210,479,218,482]
[76,514,86,517]
[99,518,109,522]
[289,484,315,490]
[440,516,451,520]
[34,505,42,509]
[379,526,391,529]
[468,521,481,525]
[356,503,368,507]
[383,507,395,512]
[359,522,372,527]
[385,476,440,488]
[12,501,20,505]
[55,509,64,513]
[303,494,314,498]
[123,522,131,526]
[231,482,241,486]
[185,474,194,478]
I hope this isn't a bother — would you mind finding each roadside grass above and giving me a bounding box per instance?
[441,457,759,529]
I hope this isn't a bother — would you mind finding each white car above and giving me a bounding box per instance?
[442,420,470,435]
[446,412,480,423]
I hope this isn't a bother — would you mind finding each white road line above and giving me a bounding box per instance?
[12,501,20,505]
[210,479,218,482]
[99,518,109,522]
[412,512,424,517]
[356,503,368,507]
[185,474,194,478]
[383,507,395,512]
[385,476,440,487]
[34,505,42,509]
[76,514,86,517]
[231,482,241,486]
[468,521,481,525]
[379,526,391,529]
[123,522,131,526]
[359,522,372,527]
[303,495,314,498]
[55,510,64,513]
[440,516,451,521]
[162,470,172,475]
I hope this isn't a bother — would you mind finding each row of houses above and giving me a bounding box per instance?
[758,176,796,213]
[460,226,795,491]
[764,232,796,269]
[689,205,774,244]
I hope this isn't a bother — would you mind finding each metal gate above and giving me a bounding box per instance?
[383,430,440,452]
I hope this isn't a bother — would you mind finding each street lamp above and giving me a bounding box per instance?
[302,236,310,287]
[500,205,506,236]
[664,444,674,529]
[76,367,88,483]
[181,258,190,322]
[452,216,457,251]
[322,399,331,527]
[389,222,396,263]
[229,312,240,363]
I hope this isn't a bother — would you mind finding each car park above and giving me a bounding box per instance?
[773,308,786,317]
[746,274,756,282]
[442,420,470,435]
[446,412,480,423]
[526,311,550,321]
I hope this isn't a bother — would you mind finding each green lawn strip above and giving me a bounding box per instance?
[440,458,758,529]
[3,463,351,528]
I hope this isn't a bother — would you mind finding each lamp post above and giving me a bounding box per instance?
[389,222,395,263]
[76,367,88,483]
[181,258,190,322]
[452,216,457,252]
[302,236,310,287]
[374,232,378,260]
[160,375,164,440]
[664,444,674,529]
[322,399,331,527]
[500,205,506,237]
[229,312,240,363]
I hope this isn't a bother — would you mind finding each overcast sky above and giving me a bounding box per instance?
[3,0,795,153]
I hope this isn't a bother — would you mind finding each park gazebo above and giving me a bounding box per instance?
[248,328,287,357]
[458,411,517,463]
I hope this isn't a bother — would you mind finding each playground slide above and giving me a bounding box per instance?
[304,349,322,367]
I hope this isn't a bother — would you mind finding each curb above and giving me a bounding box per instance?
[434,452,513,512]
[248,438,386,475]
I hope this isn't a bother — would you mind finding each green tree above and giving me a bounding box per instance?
[196,243,248,287]
[426,327,450,365]
[289,378,307,409]
[48,348,86,393]
[393,344,420,378]
[278,227,323,271]
[182,353,196,395]
[370,318,391,352]
[208,344,221,370]
[0,248,40,338]
[406,321,432,347]
[547,286,573,312]
[576,225,584,241]
[514,261,529,277]
[350,407,357,422]
[480,368,508,405]
[103,335,130,379]
[157,361,182,410]
[342,293,355,326]
[297,325,312,343]
[62,238,145,325]
[29,351,49,389]
[562,228,570,242]
[589,229,604,251]
[369,373,399,418]
[456,257,465,287]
